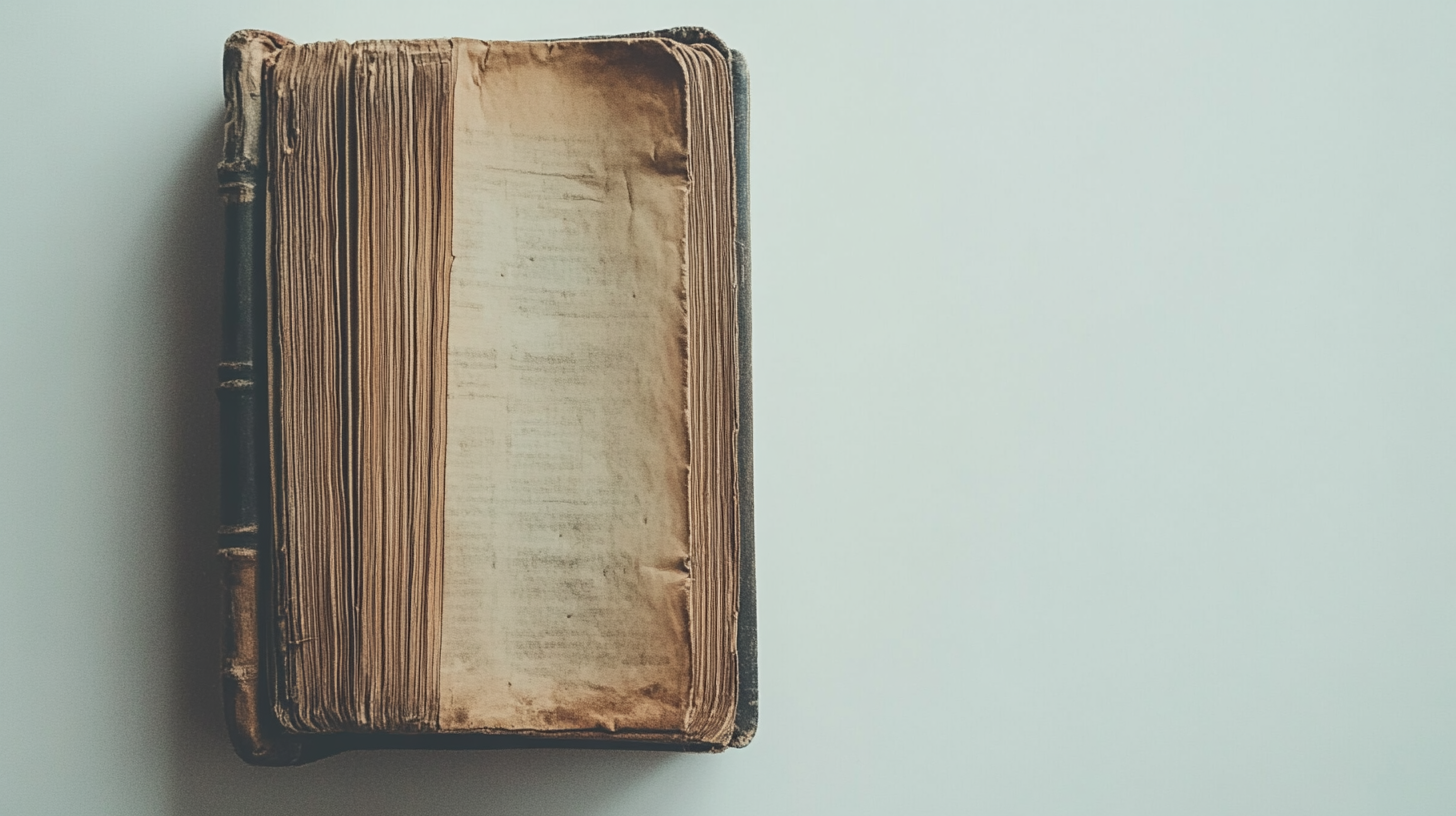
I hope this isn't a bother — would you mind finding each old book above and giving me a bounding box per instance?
[217,28,754,766]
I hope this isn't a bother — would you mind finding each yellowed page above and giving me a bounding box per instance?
[440,38,692,733]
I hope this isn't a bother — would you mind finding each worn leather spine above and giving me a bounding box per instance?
[218,29,303,766]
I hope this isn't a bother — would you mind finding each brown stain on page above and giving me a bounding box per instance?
[437,37,696,735]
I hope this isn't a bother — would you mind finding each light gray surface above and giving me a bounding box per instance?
[4,1,1456,813]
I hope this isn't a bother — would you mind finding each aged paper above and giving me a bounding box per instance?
[439,39,693,732]
[671,41,741,744]
[268,40,454,733]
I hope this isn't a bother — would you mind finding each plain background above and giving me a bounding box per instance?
[4,1,1456,813]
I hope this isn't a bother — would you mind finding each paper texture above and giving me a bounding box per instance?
[440,39,693,732]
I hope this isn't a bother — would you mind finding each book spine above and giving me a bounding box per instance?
[218,29,303,766]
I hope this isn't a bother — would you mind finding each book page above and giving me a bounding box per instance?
[439,38,693,733]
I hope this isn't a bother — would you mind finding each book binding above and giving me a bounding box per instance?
[217,28,304,766]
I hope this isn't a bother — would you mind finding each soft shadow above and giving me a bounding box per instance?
[156,107,678,816]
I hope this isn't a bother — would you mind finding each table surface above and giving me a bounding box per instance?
[3,2,1455,814]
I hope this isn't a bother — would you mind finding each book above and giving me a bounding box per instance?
[217,27,755,766]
